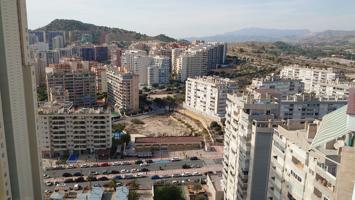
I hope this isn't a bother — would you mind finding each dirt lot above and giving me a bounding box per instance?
[123,113,204,137]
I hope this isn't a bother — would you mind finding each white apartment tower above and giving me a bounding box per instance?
[280,65,338,92]
[107,67,140,113]
[147,56,171,86]
[223,91,281,200]
[184,76,237,121]
[0,0,43,199]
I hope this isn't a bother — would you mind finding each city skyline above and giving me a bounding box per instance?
[27,0,355,38]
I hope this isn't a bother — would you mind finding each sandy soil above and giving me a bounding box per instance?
[124,114,194,136]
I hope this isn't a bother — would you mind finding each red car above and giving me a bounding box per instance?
[100,162,110,167]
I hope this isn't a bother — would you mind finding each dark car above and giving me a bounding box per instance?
[98,176,109,181]
[111,170,120,174]
[74,177,85,183]
[151,175,160,180]
[62,172,72,177]
[145,159,153,163]
[135,160,143,165]
[64,178,74,183]
[182,164,191,169]
[86,176,97,182]
[73,172,82,177]
[141,168,149,172]
[114,175,123,180]
[190,156,199,161]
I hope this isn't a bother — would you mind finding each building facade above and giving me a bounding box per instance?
[107,67,139,113]
[46,58,97,106]
[268,105,355,200]
[184,76,237,121]
[147,56,171,86]
[38,102,112,157]
[280,65,339,92]
[0,0,43,199]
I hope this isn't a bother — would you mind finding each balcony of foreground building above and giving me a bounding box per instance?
[315,163,336,186]
[313,173,335,198]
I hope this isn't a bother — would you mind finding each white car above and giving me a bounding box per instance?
[56,183,66,187]
[120,169,127,173]
[80,164,88,168]
[45,182,53,186]
[112,162,120,166]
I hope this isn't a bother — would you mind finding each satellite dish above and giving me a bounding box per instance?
[334,140,345,150]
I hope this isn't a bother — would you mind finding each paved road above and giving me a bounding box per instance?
[45,159,204,178]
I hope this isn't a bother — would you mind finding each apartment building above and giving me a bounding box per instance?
[0,0,43,198]
[223,91,281,200]
[107,67,139,113]
[46,57,97,106]
[175,49,208,81]
[222,88,348,200]
[268,103,355,200]
[280,65,339,92]
[121,49,147,70]
[171,48,184,79]
[313,81,355,98]
[147,56,171,86]
[184,76,237,121]
[111,48,123,67]
[38,102,112,157]
[278,93,347,120]
[173,42,226,81]
[251,76,304,97]
[191,42,227,70]
[91,65,108,94]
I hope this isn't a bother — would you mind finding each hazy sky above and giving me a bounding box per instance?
[27,0,355,38]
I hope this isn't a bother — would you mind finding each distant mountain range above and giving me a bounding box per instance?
[35,19,176,43]
[186,28,355,44]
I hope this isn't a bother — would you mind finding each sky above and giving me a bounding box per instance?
[27,0,355,38]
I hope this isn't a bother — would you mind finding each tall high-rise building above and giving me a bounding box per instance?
[147,56,171,86]
[107,67,139,113]
[52,35,64,49]
[0,0,43,199]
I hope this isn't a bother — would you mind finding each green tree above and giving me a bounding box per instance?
[154,185,184,200]
[119,134,131,146]
[112,123,125,132]
[128,190,140,200]
[37,86,47,101]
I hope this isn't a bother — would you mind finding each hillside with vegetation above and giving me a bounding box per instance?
[35,19,176,43]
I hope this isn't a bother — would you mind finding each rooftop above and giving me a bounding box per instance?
[38,101,109,115]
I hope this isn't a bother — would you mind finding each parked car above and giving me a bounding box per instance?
[98,176,109,181]
[171,157,181,162]
[45,182,53,186]
[145,159,153,163]
[74,184,82,191]
[64,178,74,183]
[135,160,143,165]
[100,162,110,167]
[151,175,160,180]
[141,168,149,172]
[189,156,199,160]
[73,172,82,177]
[182,164,191,169]
[62,172,72,177]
